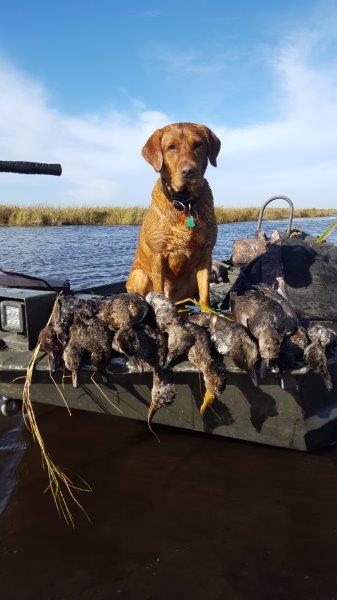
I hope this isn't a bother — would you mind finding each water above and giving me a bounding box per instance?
[0,417,27,516]
[1,217,336,288]
[1,218,337,598]
[1,407,337,599]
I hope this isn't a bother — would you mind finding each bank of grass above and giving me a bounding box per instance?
[0,204,336,226]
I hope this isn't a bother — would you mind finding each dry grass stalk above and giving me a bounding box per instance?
[1,204,336,227]
[90,373,123,414]
[22,340,91,526]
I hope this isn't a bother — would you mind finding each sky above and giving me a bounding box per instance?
[0,0,337,207]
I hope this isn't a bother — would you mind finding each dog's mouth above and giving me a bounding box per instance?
[170,178,203,196]
[163,182,202,206]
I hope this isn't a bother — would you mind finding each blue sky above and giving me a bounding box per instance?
[1,0,337,206]
[0,0,319,121]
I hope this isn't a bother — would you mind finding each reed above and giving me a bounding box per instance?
[214,206,337,223]
[22,306,91,526]
[0,204,336,226]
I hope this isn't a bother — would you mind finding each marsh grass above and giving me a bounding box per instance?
[22,305,92,526]
[0,204,336,226]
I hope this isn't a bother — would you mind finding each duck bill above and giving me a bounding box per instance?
[260,358,269,379]
[164,353,174,370]
[148,401,160,425]
[323,369,332,391]
[72,370,79,389]
[249,369,259,388]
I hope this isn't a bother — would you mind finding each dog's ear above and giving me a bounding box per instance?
[142,129,163,172]
[203,126,221,167]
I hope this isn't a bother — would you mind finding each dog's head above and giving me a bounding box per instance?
[142,122,220,196]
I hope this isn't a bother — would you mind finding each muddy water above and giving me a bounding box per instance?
[1,218,337,599]
[1,406,337,600]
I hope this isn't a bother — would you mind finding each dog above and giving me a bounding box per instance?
[126,122,220,309]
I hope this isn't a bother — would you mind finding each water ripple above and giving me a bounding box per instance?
[0,418,27,515]
[0,218,335,289]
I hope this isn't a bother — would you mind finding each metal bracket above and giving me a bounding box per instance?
[257,195,294,235]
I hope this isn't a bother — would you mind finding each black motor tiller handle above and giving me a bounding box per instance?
[0,161,62,176]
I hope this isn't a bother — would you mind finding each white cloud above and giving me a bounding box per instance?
[0,58,170,205]
[1,19,337,207]
[211,27,337,207]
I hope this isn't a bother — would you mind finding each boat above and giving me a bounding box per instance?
[1,161,337,452]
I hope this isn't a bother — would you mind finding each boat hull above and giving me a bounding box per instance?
[1,280,337,451]
[1,352,337,451]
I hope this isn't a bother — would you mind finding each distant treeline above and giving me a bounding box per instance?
[0,204,336,226]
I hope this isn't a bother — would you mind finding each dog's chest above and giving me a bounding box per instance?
[166,218,208,254]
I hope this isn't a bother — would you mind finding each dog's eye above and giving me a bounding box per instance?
[193,141,202,149]
[167,144,176,151]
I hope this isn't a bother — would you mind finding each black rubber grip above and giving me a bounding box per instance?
[0,161,62,176]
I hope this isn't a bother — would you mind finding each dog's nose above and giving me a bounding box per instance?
[180,164,197,178]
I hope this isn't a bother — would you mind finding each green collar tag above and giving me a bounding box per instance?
[186,214,196,228]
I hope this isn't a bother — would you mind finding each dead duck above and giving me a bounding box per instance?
[64,301,112,388]
[148,369,176,428]
[209,314,259,386]
[180,311,211,329]
[113,322,166,372]
[146,293,195,367]
[39,293,79,368]
[97,293,148,356]
[50,293,79,346]
[279,324,333,390]
[63,342,85,389]
[112,321,176,426]
[301,321,336,390]
[231,289,292,368]
[254,284,299,336]
[304,340,332,391]
[146,294,226,414]
[138,324,176,424]
[185,322,227,415]
[98,293,148,329]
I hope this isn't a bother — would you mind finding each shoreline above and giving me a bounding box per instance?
[0,204,336,227]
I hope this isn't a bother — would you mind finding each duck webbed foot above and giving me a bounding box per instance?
[175,297,198,306]
[175,298,217,315]
[198,302,217,315]
[200,389,215,415]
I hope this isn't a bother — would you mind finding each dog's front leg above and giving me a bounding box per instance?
[151,254,165,293]
[196,253,212,310]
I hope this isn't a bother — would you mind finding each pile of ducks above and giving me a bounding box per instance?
[39,284,337,426]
